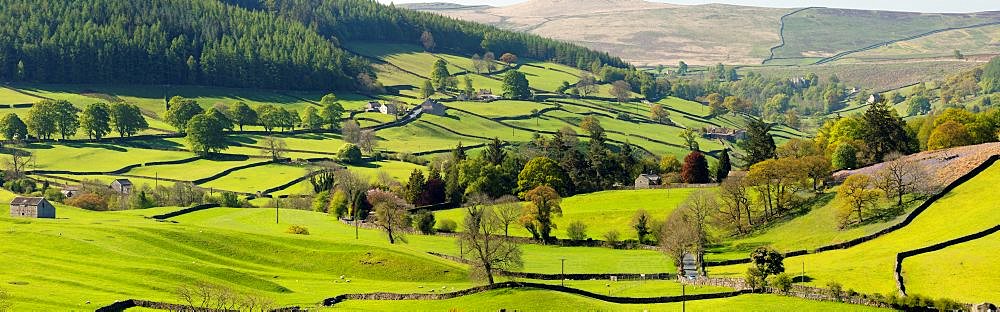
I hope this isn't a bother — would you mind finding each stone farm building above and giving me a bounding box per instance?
[634,174,662,189]
[60,185,80,198]
[421,99,447,116]
[365,101,382,112]
[379,102,399,115]
[10,197,55,218]
[111,179,133,195]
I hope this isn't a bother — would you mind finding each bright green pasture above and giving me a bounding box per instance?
[435,188,705,241]
[709,164,1000,300]
[0,86,41,104]
[446,100,552,118]
[709,192,919,261]
[518,62,580,92]
[126,158,262,181]
[375,122,489,154]
[234,133,346,154]
[18,142,193,172]
[199,164,312,193]
[0,191,469,311]
[333,290,891,312]
[903,231,1000,303]
[44,174,177,189]
[420,110,536,141]
[345,160,426,183]
[455,73,505,92]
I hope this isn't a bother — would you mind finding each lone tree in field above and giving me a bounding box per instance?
[650,104,670,124]
[738,118,776,167]
[519,185,562,242]
[1,113,28,141]
[337,143,362,165]
[259,136,288,161]
[501,70,531,100]
[185,112,229,155]
[358,130,377,154]
[836,174,884,227]
[461,194,523,285]
[367,189,412,244]
[431,59,451,91]
[320,94,345,130]
[492,195,521,237]
[746,246,785,290]
[500,53,518,66]
[610,80,631,103]
[632,209,651,243]
[342,119,361,144]
[578,74,598,97]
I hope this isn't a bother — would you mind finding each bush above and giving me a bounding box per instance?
[65,193,108,211]
[744,267,767,291]
[413,210,436,234]
[6,178,36,194]
[603,230,621,248]
[337,143,363,164]
[312,191,331,213]
[219,192,240,208]
[934,297,961,311]
[769,273,793,293]
[566,221,587,241]
[285,225,309,235]
[827,281,844,302]
[436,219,457,233]
[329,189,348,218]
[43,188,66,203]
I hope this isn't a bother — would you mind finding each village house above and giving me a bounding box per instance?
[476,89,501,102]
[365,101,382,112]
[867,93,882,104]
[703,127,746,141]
[9,197,55,219]
[110,179,133,195]
[379,102,399,115]
[634,174,662,189]
[421,99,447,116]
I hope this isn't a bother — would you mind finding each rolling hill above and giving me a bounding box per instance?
[405,0,1000,66]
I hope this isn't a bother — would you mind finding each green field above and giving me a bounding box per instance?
[199,164,312,193]
[709,163,1000,302]
[903,231,1000,303]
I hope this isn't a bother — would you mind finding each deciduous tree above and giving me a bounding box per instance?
[367,189,412,244]
[460,195,523,284]
[681,151,710,184]
[165,96,204,133]
[519,185,562,242]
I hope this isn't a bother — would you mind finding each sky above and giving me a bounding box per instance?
[378,0,999,13]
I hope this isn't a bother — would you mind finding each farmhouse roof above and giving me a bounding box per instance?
[113,179,132,186]
[10,197,46,206]
[638,174,660,181]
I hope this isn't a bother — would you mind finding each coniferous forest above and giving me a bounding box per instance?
[0,0,626,91]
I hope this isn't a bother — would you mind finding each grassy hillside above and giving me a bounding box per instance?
[709,163,1000,302]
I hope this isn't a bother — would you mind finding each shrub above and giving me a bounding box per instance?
[566,221,587,241]
[436,219,457,233]
[329,189,348,218]
[312,191,331,213]
[413,210,436,234]
[768,273,793,293]
[603,230,621,248]
[934,297,961,311]
[285,225,309,235]
[219,192,240,208]
[337,143,362,164]
[43,188,66,202]
[827,281,844,302]
[6,178,36,194]
[65,193,108,211]
[745,267,767,291]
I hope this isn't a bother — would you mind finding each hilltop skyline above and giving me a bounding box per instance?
[380,0,999,13]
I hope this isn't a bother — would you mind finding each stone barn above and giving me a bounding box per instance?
[420,99,447,116]
[10,197,55,218]
[634,174,662,189]
[379,103,399,115]
[60,185,80,198]
[110,179,133,195]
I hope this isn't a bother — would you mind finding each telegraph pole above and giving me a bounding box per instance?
[560,258,567,286]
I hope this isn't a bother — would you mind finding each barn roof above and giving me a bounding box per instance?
[10,197,46,206]
[113,179,132,186]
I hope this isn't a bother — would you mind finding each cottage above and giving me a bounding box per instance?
[867,93,882,104]
[379,103,399,115]
[365,101,382,112]
[10,197,55,218]
[420,99,447,116]
[60,185,80,198]
[110,179,133,195]
[475,89,501,102]
[703,127,746,141]
[634,174,662,189]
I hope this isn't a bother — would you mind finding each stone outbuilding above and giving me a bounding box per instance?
[365,101,382,112]
[110,179,133,195]
[634,174,662,189]
[10,197,55,218]
[420,99,447,116]
[60,185,81,198]
[379,103,399,115]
